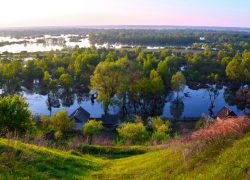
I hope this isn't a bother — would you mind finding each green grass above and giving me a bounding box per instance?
[0,139,105,179]
[0,133,249,179]
[77,145,147,159]
[92,134,250,179]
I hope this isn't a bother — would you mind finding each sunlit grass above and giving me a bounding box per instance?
[0,130,249,179]
[0,138,105,179]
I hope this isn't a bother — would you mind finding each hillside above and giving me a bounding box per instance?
[0,139,105,179]
[0,125,250,179]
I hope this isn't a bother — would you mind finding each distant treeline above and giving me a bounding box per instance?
[0,27,250,48]
[88,29,250,47]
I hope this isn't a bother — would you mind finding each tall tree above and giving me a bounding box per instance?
[171,71,186,98]
[91,61,128,114]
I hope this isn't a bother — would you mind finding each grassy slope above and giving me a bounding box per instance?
[94,135,250,180]
[0,134,249,180]
[0,139,105,179]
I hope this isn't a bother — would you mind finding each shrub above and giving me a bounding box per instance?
[83,120,103,144]
[151,117,171,143]
[40,110,74,138]
[151,117,171,133]
[0,95,34,135]
[55,131,63,139]
[195,119,204,130]
[152,131,170,142]
[117,122,149,145]
[190,117,250,143]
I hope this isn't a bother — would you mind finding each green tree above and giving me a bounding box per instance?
[55,67,65,78]
[0,96,34,135]
[25,61,43,82]
[43,71,51,84]
[157,60,170,86]
[226,59,244,81]
[221,57,231,66]
[160,49,172,60]
[117,122,148,145]
[59,73,73,89]
[41,110,74,138]
[83,120,103,144]
[91,61,128,114]
[171,71,186,97]
[149,70,164,95]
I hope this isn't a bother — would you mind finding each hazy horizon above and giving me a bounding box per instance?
[0,0,250,28]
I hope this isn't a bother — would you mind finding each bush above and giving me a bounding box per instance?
[151,117,171,133]
[117,122,149,145]
[151,117,171,143]
[190,117,250,143]
[41,110,74,138]
[83,120,103,144]
[152,131,170,142]
[0,95,34,135]
[195,119,204,130]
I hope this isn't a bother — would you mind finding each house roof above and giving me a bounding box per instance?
[101,114,120,125]
[70,106,90,123]
[216,106,237,119]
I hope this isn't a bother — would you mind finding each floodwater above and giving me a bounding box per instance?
[19,85,249,119]
[0,34,91,53]
[0,34,164,53]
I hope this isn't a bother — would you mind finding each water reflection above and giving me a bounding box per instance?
[162,86,248,119]
[206,85,220,117]
[0,34,91,53]
[0,83,249,118]
[170,97,184,119]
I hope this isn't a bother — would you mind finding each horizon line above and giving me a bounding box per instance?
[0,24,250,30]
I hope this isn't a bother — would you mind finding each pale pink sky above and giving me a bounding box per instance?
[0,0,250,27]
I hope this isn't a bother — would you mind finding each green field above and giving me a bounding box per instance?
[0,133,249,180]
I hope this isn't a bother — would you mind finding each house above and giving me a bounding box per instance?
[216,106,237,120]
[70,107,90,129]
[70,106,121,130]
[88,114,121,130]
[101,114,120,130]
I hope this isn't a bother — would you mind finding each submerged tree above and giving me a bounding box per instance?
[171,71,186,98]
[91,61,128,114]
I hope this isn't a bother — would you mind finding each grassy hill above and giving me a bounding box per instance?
[0,118,250,179]
[0,139,105,179]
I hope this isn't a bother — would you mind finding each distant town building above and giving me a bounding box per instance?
[200,37,205,41]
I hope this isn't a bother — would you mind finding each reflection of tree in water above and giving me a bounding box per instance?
[224,87,250,111]
[170,97,184,119]
[126,94,167,118]
[60,89,75,107]
[206,85,220,117]
[76,92,90,106]
[47,91,60,116]
[142,95,166,117]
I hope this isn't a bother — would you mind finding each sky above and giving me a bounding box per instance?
[0,0,250,28]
